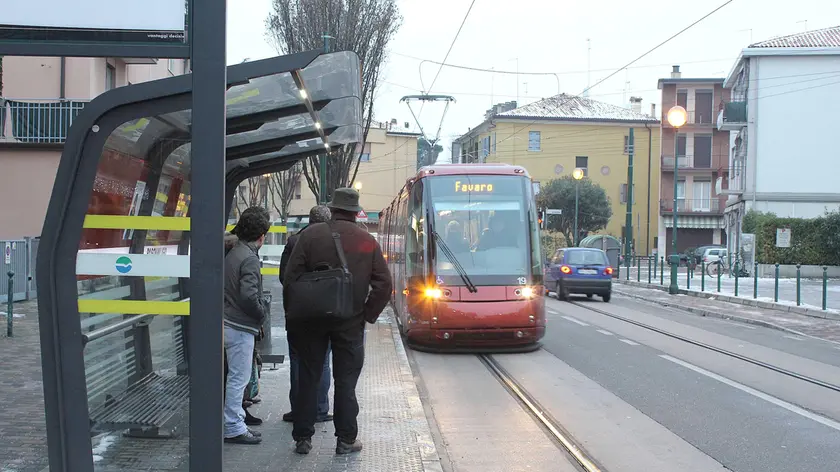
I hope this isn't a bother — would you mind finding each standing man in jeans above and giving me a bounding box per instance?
[223,207,271,445]
[283,188,392,455]
[279,205,333,424]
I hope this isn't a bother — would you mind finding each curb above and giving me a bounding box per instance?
[613,287,840,347]
[616,279,840,321]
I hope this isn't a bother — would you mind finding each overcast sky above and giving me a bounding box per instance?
[228,0,840,156]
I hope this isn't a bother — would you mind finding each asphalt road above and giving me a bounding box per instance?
[541,294,840,472]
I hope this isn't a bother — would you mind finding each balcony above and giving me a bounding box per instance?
[717,101,747,131]
[661,155,714,171]
[660,198,722,214]
[720,163,746,195]
[661,110,717,128]
[0,98,88,145]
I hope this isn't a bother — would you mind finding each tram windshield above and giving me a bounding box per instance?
[427,174,542,286]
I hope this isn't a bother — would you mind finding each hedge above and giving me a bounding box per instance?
[742,210,840,266]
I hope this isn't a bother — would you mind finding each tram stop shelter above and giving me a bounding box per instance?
[35,50,362,471]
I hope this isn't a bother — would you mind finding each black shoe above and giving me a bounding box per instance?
[250,397,262,404]
[245,410,263,426]
[295,439,313,455]
[316,414,334,423]
[247,428,261,437]
[282,411,294,423]
[336,438,363,454]
[224,431,262,445]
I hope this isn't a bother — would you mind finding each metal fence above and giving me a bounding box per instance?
[1,237,39,303]
[0,98,88,143]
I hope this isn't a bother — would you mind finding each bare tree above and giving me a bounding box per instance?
[269,163,304,224]
[266,0,402,202]
[234,176,269,217]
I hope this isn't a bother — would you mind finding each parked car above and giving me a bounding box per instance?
[694,245,725,265]
[545,247,613,302]
[701,247,728,265]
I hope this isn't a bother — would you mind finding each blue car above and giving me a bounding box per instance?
[545,247,613,302]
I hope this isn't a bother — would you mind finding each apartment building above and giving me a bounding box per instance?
[718,25,840,257]
[0,56,188,239]
[453,95,661,254]
[656,66,731,256]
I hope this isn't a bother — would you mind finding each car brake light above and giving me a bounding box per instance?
[604,267,613,275]
[560,265,572,274]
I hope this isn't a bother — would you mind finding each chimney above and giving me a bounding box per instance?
[651,103,656,118]
[671,65,681,79]
[630,96,642,114]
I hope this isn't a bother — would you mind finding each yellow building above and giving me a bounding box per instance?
[452,95,662,255]
[287,121,421,227]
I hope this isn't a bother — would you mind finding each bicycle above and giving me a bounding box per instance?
[705,258,729,278]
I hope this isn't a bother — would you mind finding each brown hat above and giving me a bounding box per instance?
[327,188,362,213]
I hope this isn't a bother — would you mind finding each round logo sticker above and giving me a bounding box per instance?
[115,256,133,274]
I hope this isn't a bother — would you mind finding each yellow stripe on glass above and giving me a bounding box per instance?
[78,299,191,316]
[83,215,286,233]
[261,267,280,276]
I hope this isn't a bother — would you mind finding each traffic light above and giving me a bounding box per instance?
[538,208,545,229]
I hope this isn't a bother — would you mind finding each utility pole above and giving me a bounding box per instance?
[624,128,634,274]
[319,34,333,204]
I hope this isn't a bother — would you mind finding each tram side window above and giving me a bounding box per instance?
[405,183,425,276]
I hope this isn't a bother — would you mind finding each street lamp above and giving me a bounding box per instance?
[572,168,584,246]
[354,181,363,192]
[666,105,687,295]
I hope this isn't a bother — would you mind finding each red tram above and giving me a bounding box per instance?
[378,164,546,352]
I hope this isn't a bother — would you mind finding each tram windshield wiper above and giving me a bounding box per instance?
[432,230,478,293]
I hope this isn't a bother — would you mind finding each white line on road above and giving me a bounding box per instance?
[620,339,640,346]
[596,329,614,336]
[660,354,840,432]
[783,335,803,341]
[561,316,589,326]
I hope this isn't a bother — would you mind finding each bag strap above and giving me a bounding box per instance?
[328,222,350,271]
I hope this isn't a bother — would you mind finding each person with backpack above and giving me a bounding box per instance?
[279,205,334,424]
[223,207,270,445]
[283,188,392,455]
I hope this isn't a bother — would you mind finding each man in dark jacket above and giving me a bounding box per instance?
[279,205,333,424]
[283,188,392,455]
[223,207,270,445]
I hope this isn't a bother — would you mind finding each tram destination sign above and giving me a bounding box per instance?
[0,0,190,58]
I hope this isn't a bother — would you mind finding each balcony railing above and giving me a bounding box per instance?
[660,198,722,213]
[717,101,747,131]
[661,110,716,127]
[661,155,714,170]
[0,98,88,144]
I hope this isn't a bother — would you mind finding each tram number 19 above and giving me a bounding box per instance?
[517,277,527,285]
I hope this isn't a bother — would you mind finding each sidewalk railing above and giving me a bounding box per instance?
[624,256,834,311]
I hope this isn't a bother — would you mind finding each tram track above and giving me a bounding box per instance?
[566,300,840,394]
[477,353,605,472]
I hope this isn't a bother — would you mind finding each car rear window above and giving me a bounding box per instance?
[565,250,607,265]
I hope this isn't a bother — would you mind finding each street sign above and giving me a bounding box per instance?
[546,209,562,215]
[0,0,190,58]
[776,228,791,248]
[357,209,368,222]
[4,242,10,265]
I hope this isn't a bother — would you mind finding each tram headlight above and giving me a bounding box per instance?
[424,287,442,299]
[521,287,535,298]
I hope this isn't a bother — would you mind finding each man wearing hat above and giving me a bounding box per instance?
[283,188,392,456]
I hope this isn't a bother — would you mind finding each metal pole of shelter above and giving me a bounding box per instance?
[189,0,227,469]
[319,34,331,204]
[624,128,634,274]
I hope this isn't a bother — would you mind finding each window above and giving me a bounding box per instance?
[481,136,490,158]
[528,131,541,151]
[693,180,712,211]
[676,180,686,210]
[575,156,588,176]
[294,180,302,200]
[676,135,687,157]
[623,135,633,154]
[620,183,631,204]
[105,64,116,91]
[677,89,688,109]
[405,182,426,278]
[695,90,713,124]
[694,135,712,168]
[359,143,371,162]
[492,132,497,153]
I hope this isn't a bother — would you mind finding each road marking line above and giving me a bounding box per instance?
[660,354,840,432]
[619,339,640,346]
[783,335,803,341]
[596,329,614,336]
[561,316,589,326]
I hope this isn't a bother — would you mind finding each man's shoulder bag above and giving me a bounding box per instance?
[286,228,354,320]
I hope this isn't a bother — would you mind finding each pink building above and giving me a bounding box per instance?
[0,56,187,239]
